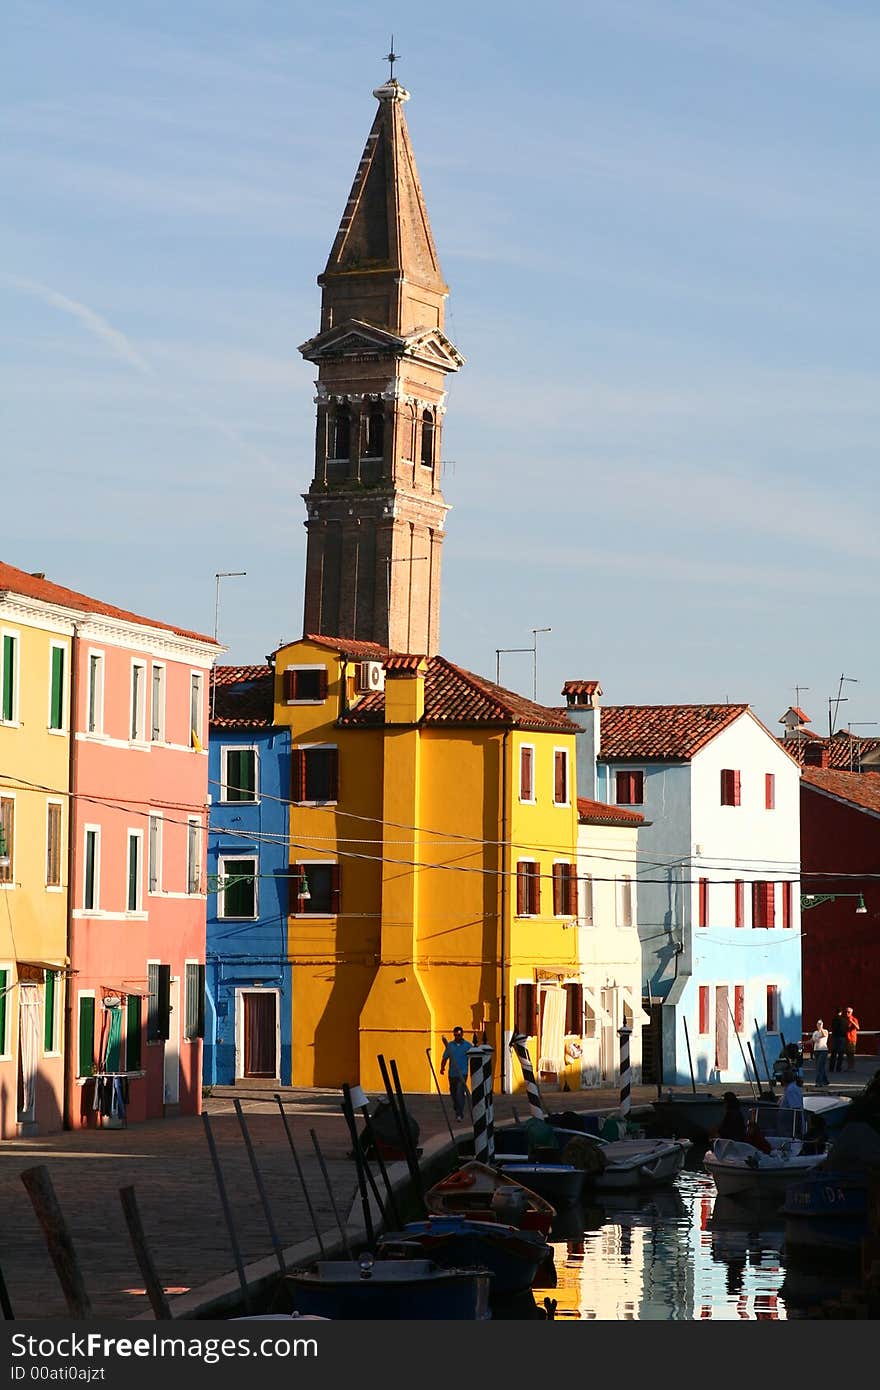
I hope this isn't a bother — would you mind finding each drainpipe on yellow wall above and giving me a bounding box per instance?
[500,729,509,1092]
[61,622,79,1130]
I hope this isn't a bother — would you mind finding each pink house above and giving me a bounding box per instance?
[65,586,220,1127]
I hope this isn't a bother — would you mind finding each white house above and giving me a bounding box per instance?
[564,681,802,1087]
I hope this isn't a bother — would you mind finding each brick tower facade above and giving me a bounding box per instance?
[299,77,463,656]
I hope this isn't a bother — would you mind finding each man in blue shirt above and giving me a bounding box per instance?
[440,1027,472,1122]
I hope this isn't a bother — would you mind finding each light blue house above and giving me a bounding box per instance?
[205,665,291,1086]
[564,681,802,1087]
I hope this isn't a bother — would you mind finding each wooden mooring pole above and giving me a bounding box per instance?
[20,1165,92,1318]
[118,1186,171,1320]
[201,1112,251,1312]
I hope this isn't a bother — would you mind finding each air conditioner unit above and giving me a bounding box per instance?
[356,660,385,694]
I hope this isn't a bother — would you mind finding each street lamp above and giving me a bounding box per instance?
[801,893,867,914]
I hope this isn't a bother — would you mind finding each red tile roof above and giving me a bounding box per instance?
[577,797,644,826]
[777,731,880,770]
[801,768,880,817]
[338,656,579,733]
[563,680,602,697]
[210,665,274,729]
[598,704,749,761]
[0,559,216,645]
[385,653,426,672]
[301,633,390,660]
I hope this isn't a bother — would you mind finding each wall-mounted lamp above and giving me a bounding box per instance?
[801,892,867,915]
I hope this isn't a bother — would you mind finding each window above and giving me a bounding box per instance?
[190,672,203,749]
[698,986,710,1035]
[581,872,594,925]
[514,983,536,1036]
[87,652,104,734]
[290,863,340,916]
[46,802,62,887]
[150,665,165,742]
[130,661,146,741]
[330,405,350,460]
[0,967,7,1054]
[283,667,328,703]
[44,970,58,1052]
[552,863,578,916]
[126,994,142,1070]
[616,874,633,928]
[420,409,434,467]
[766,984,780,1033]
[699,878,709,928]
[219,857,258,919]
[734,880,745,928]
[765,773,776,810]
[187,819,201,895]
[564,983,583,1035]
[734,985,745,1033]
[781,880,793,929]
[553,750,569,806]
[583,998,597,1040]
[720,769,741,806]
[364,402,384,458]
[126,831,142,912]
[515,860,541,916]
[292,747,338,803]
[0,797,14,885]
[752,880,775,929]
[78,995,95,1076]
[83,827,99,910]
[519,746,534,802]
[49,644,65,731]
[615,770,644,805]
[222,747,258,802]
[184,962,206,1041]
[147,964,171,1042]
[148,815,162,894]
[1,632,18,722]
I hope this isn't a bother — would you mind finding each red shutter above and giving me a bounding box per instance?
[699,878,709,928]
[766,985,778,1032]
[283,669,297,701]
[318,668,329,700]
[292,749,307,802]
[554,751,567,804]
[514,983,536,1036]
[330,863,341,914]
[288,865,303,914]
[733,770,741,806]
[766,882,775,929]
[734,985,745,1032]
[699,986,710,1034]
[720,769,730,804]
[516,862,527,916]
[328,748,340,801]
[529,863,541,916]
[781,881,791,928]
[565,984,583,1034]
[567,865,579,916]
[633,771,644,803]
[765,773,775,810]
[734,880,744,928]
[520,748,533,800]
[552,864,562,916]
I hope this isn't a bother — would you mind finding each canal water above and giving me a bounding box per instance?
[508,1167,864,1320]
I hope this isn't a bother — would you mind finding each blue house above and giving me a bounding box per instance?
[565,681,802,1087]
[206,665,291,1086]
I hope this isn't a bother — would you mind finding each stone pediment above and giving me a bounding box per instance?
[300,319,463,372]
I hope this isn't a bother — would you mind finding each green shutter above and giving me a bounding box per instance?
[50,647,64,730]
[104,1005,122,1072]
[0,969,7,1054]
[227,749,242,801]
[78,997,95,1076]
[44,971,56,1052]
[2,635,14,721]
[126,994,142,1070]
[185,963,206,1040]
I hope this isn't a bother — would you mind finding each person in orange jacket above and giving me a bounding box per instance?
[844,1006,860,1072]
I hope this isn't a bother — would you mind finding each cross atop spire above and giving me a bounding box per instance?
[385,36,400,81]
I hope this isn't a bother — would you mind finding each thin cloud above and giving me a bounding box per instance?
[1,274,151,373]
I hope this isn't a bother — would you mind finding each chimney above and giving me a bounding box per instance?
[384,654,426,724]
[563,680,602,801]
[803,741,830,769]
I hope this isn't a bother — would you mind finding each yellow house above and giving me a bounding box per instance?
[273,634,584,1093]
[0,570,71,1138]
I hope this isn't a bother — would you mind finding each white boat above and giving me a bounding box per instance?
[591,1137,691,1190]
[703,1136,825,1199]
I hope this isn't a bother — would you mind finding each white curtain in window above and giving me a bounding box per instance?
[538,986,566,1075]
[18,985,41,1117]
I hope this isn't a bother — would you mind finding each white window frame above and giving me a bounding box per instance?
[190,670,204,749]
[86,650,105,735]
[218,854,259,921]
[47,640,67,734]
[220,745,260,804]
[291,858,339,918]
[83,824,101,912]
[0,961,12,1057]
[284,664,327,706]
[295,743,338,806]
[186,817,202,895]
[519,743,536,804]
[0,792,16,890]
[516,858,540,918]
[0,629,20,725]
[616,873,634,929]
[45,798,64,892]
[148,813,163,896]
[614,766,646,807]
[234,987,281,1082]
[150,662,166,743]
[552,747,570,807]
[130,660,147,743]
[126,829,144,914]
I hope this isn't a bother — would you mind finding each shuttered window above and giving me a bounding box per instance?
[515,861,540,916]
[44,970,57,1052]
[126,994,142,1070]
[83,828,98,910]
[698,986,710,1035]
[752,881,775,929]
[290,863,340,915]
[87,653,103,733]
[781,881,792,928]
[616,874,633,928]
[581,873,594,925]
[519,746,534,801]
[553,750,569,805]
[514,983,536,1037]
[46,803,62,887]
[699,878,709,928]
[734,880,745,928]
[0,797,13,884]
[147,964,171,1042]
[127,833,142,912]
[151,665,164,741]
[184,963,206,1040]
[720,769,741,806]
[552,863,578,916]
[187,820,201,895]
[190,673,203,748]
[78,996,95,1076]
[223,748,257,802]
[615,770,644,805]
[765,773,776,810]
[766,984,780,1033]
[564,983,583,1035]
[1,634,17,722]
[283,668,328,702]
[292,748,339,802]
[49,646,65,730]
[148,816,161,894]
[734,985,745,1033]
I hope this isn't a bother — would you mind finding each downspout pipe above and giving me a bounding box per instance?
[500,729,510,1093]
[62,623,80,1130]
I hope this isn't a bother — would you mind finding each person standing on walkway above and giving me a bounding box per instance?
[844,1006,860,1072]
[440,1027,472,1122]
[811,1019,829,1087]
[829,1007,847,1073]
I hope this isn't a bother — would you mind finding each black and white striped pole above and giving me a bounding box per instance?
[509,1033,546,1119]
[618,1024,632,1118]
[469,1046,495,1165]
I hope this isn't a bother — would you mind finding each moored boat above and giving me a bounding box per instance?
[493,1122,691,1190]
[277,1254,491,1320]
[425,1160,556,1234]
[703,1136,824,1200]
[493,1160,585,1206]
[782,1171,871,1259]
[376,1215,552,1295]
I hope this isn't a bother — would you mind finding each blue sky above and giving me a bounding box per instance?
[4,1,879,733]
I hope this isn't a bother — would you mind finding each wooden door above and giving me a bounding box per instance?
[243,992,277,1078]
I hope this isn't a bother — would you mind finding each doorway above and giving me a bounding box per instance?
[163,976,180,1104]
[240,991,279,1079]
[17,985,41,1130]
